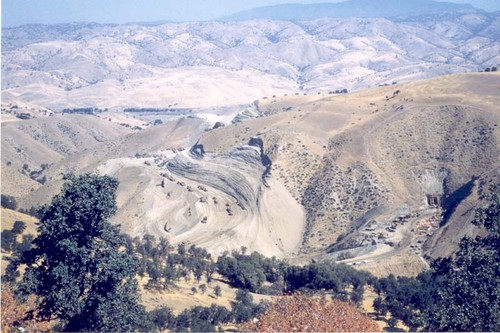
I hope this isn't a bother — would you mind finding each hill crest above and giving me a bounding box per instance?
[3,73,499,275]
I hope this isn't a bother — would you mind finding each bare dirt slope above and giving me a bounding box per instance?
[96,142,305,258]
[3,73,499,275]
[199,72,500,274]
[7,116,207,209]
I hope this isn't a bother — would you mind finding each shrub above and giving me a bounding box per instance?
[1,286,52,333]
[1,194,17,210]
[1,230,16,252]
[240,294,379,332]
[11,221,26,235]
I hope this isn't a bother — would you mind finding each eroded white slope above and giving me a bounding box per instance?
[97,140,305,258]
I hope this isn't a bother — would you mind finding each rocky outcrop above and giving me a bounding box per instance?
[248,136,272,181]
[231,102,261,124]
[163,140,266,209]
[114,136,305,258]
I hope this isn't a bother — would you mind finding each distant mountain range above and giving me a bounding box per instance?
[1,0,498,112]
[222,0,483,21]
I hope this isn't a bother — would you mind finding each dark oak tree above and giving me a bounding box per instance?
[17,173,151,332]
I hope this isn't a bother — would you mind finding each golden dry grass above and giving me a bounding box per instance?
[1,208,39,275]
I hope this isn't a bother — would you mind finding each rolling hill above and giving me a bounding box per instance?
[2,1,499,276]
[2,10,498,113]
[3,72,499,276]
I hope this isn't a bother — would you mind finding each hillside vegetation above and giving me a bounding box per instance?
[2,3,499,329]
[2,73,499,276]
[2,174,498,331]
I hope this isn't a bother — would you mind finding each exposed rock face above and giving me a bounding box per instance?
[101,137,305,258]
[248,136,273,180]
[232,102,261,124]
[419,169,447,207]
[419,169,447,196]
[164,142,266,208]
[4,73,499,275]
[189,142,205,158]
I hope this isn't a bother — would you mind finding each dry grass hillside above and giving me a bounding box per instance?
[0,209,38,275]
[2,72,499,276]
[1,113,141,197]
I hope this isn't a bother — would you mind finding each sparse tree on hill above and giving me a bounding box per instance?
[350,285,364,306]
[214,285,222,299]
[199,284,207,294]
[231,289,265,323]
[1,194,17,210]
[12,221,27,234]
[162,265,177,290]
[1,230,16,252]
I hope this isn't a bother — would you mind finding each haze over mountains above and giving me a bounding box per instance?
[2,0,499,113]
[1,0,499,276]
[222,0,484,21]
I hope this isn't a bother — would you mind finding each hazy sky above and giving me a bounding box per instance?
[2,0,499,27]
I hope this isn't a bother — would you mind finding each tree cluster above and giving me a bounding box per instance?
[155,290,267,332]
[61,107,105,114]
[284,261,372,304]
[217,250,283,293]
[3,172,499,332]
[216,248,373,305]
[149,304,229,332]
[126,234,216,292]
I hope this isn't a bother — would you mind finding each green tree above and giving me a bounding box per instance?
[1,230,16,252]
[17,173,152,332]
[199,284,207,294]
[12,221,27,234]
[190,318,215,332]
[350,285,364,306]
[1,194,17,210]
[234,289,253,305]
[373,297,388,316]
[150,306,175,332]
[231,289,255,323]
